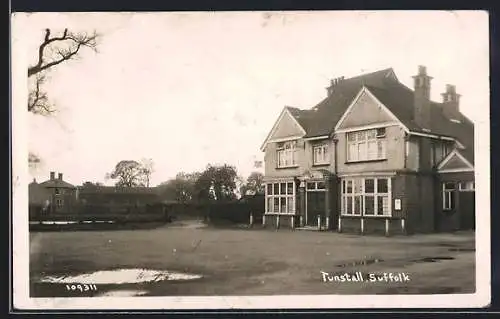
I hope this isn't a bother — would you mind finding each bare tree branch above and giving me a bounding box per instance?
[28,74,56,115]
[28,28,99,78]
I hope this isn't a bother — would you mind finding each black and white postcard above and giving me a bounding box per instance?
[11,10,490,309]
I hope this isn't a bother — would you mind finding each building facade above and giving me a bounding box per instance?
[260,66,475,234]
[29,172,77,216]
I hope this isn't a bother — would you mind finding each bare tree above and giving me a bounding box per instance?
[27,28,99,166]
[140,158,155,188]
[28,28,99,114]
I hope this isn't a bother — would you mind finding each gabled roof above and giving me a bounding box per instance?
[268,67,474,164]
[437,149,474,173]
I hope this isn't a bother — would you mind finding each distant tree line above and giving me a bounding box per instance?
[105,159,264,203]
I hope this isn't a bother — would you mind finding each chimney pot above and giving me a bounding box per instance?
[446,84,456,94]
[50,172,55,180]
[58,173,63,180]
[418,65,427,75]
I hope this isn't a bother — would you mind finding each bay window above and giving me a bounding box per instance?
[346,128,387,162]
[265,181,296,214]
[341,177,391,216]
[313,143,329,165]
[442,182,456,210]
[277,141,298,168]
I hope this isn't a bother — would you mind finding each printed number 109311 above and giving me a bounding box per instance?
[66,284,97,292]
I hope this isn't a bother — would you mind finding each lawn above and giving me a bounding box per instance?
[29,221,476,297]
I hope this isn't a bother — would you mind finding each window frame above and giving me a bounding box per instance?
[312,143,329,166]
[341,177,392,217]
[276,141,298,168]
[442,182,456,210]
[265,181,296,215]
[346,128,388,162]
[56,198,64,208]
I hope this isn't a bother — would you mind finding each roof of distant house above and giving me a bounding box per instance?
[38,179,76,189]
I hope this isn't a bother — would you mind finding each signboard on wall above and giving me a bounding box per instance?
[394,199,402,211]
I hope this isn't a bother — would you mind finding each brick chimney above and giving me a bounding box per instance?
[441,84,461,120]
[326,76,345,96]
[58,173,63,180]
[50,171,55,180]
[412,65,433,130]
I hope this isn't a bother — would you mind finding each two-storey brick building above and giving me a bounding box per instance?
[260,66,475,234]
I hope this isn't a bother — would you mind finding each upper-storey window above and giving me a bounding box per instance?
[277,141,298,168]
[346,128,387,162]
[313,143,329,165]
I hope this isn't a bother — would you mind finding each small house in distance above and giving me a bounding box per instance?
[29,172,77,216]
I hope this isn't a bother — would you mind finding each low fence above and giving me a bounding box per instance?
[29,195,265,227]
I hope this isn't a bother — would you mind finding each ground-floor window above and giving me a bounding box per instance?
[442,182,456,210]
[265,181,296,214]
[341,177,391,216]
[56,198,64,208]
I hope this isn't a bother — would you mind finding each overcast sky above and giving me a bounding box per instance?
[14,11,489,187]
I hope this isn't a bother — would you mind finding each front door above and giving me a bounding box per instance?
[306,191,326,226]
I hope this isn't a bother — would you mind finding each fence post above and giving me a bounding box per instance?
[326,216,330,230]
[385,218,390,237]
[291,215,295,230]
[262,214,266,227]
[360,218,364,235]
[317,215,321,230]
[338,216,342,233]
[276,215,280,230]
[299,215,304,227]
[401,218,406,235]
[249,213,254,228]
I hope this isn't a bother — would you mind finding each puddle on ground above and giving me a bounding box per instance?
[38,268,203,284]
[336,258,384,268]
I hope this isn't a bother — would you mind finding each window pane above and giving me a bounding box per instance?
[346,180,353,193]
[267,184,273,195]
[348,144,357,161]
[288,196,295,213]
[280,183,286,195]
[365,179,375,193]
[354,179,363,194]
[317,182,326,189]
[377,196,389,215]
[287,182,294,194]
[273,183,279,195]
[347,132,356,142]
[357,131,366,140]
[274,198,280,212]
[346,196,353,214]
[354,196,362,215]
[267,197,273,212]
[281,197,287,213]
[365,196,375,215]
[377,179,388,193]
[367,141,377,160]
[307,182,316,190]
[358,142,366,160]
[342,180,346,194]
